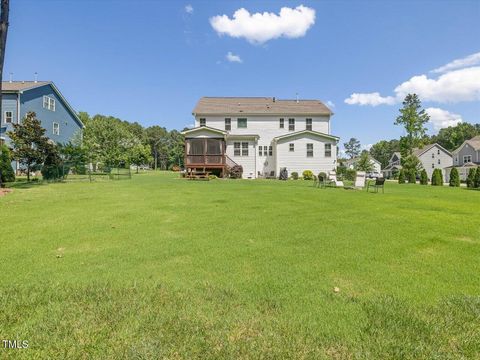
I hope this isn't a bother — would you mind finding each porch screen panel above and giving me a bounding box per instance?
[189,139,204,155]
[206,139,223,164]
[187,139,205,165]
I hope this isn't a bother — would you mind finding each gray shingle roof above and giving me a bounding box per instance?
[193,97,332,116]
[465,135,480,151]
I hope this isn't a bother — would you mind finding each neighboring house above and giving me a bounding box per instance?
[445,135,480,182]
[0,81,84,151]
[344,156,381,173]
[382,152,402,178]
[382,144,453,181]
[181,97,339,179]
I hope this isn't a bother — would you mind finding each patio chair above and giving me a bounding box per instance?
[354,171,366,189]
[328,170,344,187]
[367,177,385,193]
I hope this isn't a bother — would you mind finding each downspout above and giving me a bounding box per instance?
[16,91,21,172]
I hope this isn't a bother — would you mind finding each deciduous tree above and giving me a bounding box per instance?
[395,94,429,156]
[7,112,49,181]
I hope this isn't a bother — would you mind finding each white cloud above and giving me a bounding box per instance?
[431,52,480,73]
[226,51,242,63]
[426,107,463,130]
[344,92,396,106]
[394,67,480,103]
[345,66,480,106]
[361,143,373,151]
[185,4,193,14]
[326,100,335,108]
[210,5,315,44]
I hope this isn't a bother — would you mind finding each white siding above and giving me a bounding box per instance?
[196,115,330,138]
[418,145,453,181]
[226,139,256,179]
[276,134,337,176]
[192,114,336,179]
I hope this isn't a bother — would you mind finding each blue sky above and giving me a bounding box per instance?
[5,0,480,149]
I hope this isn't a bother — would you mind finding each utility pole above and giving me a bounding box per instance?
[0,0,10,188]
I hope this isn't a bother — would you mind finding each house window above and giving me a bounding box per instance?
[241,142,249,156]
[279,118,284,128]
[463,155,472,164]
[237,118,247,128]
[288,118,295,131]
[259,146,263,156]
[234,142,241,156]
[306,118,312,131]
[53,122,60,135]
[4,111,12,123]
[264,146,268,155]
[325,144,332,157]
[199,118,206,127]
[307,143,313,157]
[289,143,294,152]
[438,159,441,165]
[432,163,434,168]
[432,153,435,158]
[43,96,55,111]
[437,149,440,155]
[225,118,231,131]
[269,146,273,156]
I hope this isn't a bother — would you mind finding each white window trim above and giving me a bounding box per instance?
[43,95,56,111]
[463,155,472,163]
[53,122,60,135]
[289,143,294,152]
[307,143,313,157]
[325,144,332,158]
[4,111,12,123]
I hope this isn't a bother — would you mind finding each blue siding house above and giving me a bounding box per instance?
[0,81,84,149]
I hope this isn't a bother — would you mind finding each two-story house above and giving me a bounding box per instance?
[382,144,452,181]
[181,97,339,179]
[0,81,84,154]
[445,135,480,182]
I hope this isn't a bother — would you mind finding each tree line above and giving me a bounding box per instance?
[2,111,186,182]
[342,94,480,174]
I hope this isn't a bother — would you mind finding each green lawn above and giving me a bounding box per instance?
[1,172,479,359]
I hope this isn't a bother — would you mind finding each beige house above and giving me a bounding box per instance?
[182,97,339,179]
[344,156,382,174]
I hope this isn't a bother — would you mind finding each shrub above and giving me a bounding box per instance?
[449,167,460,187]
[208,174,217,180]
[344,169,356,181]
[291,172,298,180]
[41,144,64,181]
[398,169,405,184]
[302,170,314,180]
[431,169,443,186]
[0,145,15,184]
[419,169,428,185]
[171,165,181,172]
[407,169,416,184]
[474,167,480,188]
[229,165,243,179]
[466,168,476,188]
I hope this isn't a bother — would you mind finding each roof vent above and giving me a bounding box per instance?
[9,72,12,83]
[34,72,38,83]
[21,80,25,84]
[296,92,299,103]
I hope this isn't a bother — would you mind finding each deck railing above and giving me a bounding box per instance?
[186,154,225,165]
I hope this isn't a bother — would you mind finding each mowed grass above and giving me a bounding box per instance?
[1,172,479,359]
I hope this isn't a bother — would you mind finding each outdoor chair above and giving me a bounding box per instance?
[328,170,344,187]
[354,171,366,189]
[367,177,385,193]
